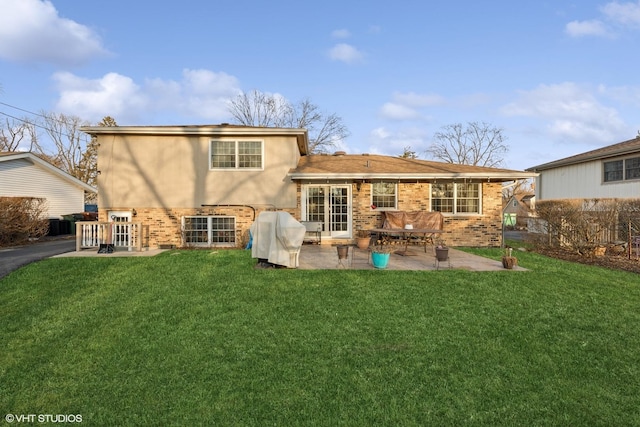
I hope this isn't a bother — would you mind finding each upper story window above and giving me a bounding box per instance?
[210,140,263,170]
[371,182,397,210]
[604,157,640,182]
[431,183,481,215]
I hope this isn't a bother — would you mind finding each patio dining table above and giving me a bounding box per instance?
[369,228,444,256]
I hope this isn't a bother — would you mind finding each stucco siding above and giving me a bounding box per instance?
[0,158,85,218]
[97,134,300,210]
[536,160,640,200]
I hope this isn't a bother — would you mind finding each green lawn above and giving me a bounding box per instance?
[1,248,640,426]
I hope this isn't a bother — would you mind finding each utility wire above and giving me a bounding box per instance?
[0,102,92,144]
[0,110,52,134]
[0,101,51,120]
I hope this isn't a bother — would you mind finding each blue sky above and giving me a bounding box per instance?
[1,0,639,171]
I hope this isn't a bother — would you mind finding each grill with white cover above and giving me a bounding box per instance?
[250,212,306,268]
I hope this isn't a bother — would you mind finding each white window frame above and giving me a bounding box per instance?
[209,139,264,170]
[430,183,482,215]
[182,215,236,247]
[371,182,398,210]
[300,184,352,239]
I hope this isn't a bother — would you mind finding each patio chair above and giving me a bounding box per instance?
[301,221,322,244]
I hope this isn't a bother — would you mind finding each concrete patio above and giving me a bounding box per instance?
[297,243,527,271]
[55,243,527,271]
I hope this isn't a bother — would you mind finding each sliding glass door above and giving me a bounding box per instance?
[303,185,351,238]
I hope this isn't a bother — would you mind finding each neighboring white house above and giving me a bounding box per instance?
[526,137,640,201]
[0,152,96,219]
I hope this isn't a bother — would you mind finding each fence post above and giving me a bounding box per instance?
[629,222,632,260]
[76,222,81,252]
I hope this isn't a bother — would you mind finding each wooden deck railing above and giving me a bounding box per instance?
[75,221,149,252]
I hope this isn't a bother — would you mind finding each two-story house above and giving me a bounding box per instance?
[81,124,534,249]
[526,136,640,201]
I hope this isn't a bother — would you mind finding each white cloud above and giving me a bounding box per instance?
[391,91,446,108]
[328,43,364,64]
[176,69,242,119]
[502,82,627,143]
[53,69,242,124]
[565,19,611,37]
[565,1,640,37]
[0,0,108,65]
[379,103,422,120]
[54,72,146,121]
[378,91,446,121]
[367,126,429,156]
[601,0,640,27]
[371,127,391,139]
[331,29,351,39]
[598,84,640,106]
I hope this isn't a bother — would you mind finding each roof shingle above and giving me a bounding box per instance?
[290,153,534,181]
[526,137,640,171]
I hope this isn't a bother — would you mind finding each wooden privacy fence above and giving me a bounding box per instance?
[75,221,149,252]
[528,217,640,259]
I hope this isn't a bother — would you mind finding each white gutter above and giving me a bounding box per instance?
[80,125,310,155]
[79,125,306,136]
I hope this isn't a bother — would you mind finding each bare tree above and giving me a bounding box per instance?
[0,117,38,152]
[77,116,117,190]
[38,112,90,182]
[426,122,509,167]
[228,90,292,127]
[502,178,534,202]
[228,90,350,153]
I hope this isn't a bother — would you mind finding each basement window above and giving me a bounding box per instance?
[182,216,236,247]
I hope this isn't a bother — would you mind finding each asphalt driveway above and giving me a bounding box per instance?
[0,238,75,280]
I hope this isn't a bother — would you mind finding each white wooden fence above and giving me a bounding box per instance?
[76,221,148,252]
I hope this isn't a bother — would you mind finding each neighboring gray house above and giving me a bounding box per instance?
[0,152,96,219]
[526,137,640,201]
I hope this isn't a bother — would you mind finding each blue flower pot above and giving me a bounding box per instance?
[371,252,390,269]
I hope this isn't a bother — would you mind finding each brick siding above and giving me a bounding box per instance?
[100,182,503,249]
[349,182,503,247]
[99,206,296,249]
